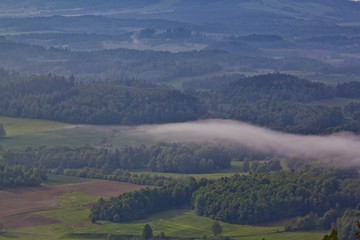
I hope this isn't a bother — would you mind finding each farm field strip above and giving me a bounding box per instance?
[0,178,144,230]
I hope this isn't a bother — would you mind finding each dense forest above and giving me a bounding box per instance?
[193,167,360,224]
[189,73,360,134]
[2,143,231,174]
[0,70,204,124]
[0,37,342,82]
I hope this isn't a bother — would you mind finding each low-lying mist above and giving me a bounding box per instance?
[136,119,360,165]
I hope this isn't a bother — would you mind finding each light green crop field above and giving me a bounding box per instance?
[0,116,69,136]
[0,117,152,149]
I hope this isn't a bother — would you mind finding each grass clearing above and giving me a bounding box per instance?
[0,117,152,149]
[0,116,69,136]
[75,209,325,240]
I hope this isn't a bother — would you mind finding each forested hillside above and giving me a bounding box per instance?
[2,70,360,134]
[190,73,360,134]
[0,70,204,124]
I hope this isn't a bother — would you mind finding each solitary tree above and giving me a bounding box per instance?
[0,124,6,137]
[322,228,338,240]
[0,223,4,234]
[211,221,223,236]
[243,159,250,172]
[159,231,166,239]
[142,224,153,240]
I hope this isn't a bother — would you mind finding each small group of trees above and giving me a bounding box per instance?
[142,224,153,240]
[211,221,223,237]
[0,158,47,188]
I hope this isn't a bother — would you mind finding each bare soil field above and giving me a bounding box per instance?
[0,180,144,230]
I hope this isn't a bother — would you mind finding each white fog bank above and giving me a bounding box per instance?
[136,119,360,165]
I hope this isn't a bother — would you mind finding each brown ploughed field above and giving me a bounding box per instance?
[0,180,144,230]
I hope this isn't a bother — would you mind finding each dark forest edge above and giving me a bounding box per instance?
[187,73,360,134]
[1,70,360,134]
[0,69,204,125]
[1,143,231,174]
[90,167,360,240]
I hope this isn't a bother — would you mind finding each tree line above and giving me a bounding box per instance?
[56,168,175,187]
[2,142,231,174]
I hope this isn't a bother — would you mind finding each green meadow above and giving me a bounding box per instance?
[0,117,152,149]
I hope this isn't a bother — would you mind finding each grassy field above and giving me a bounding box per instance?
[0,117,152,149]
[0,117,69,136]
